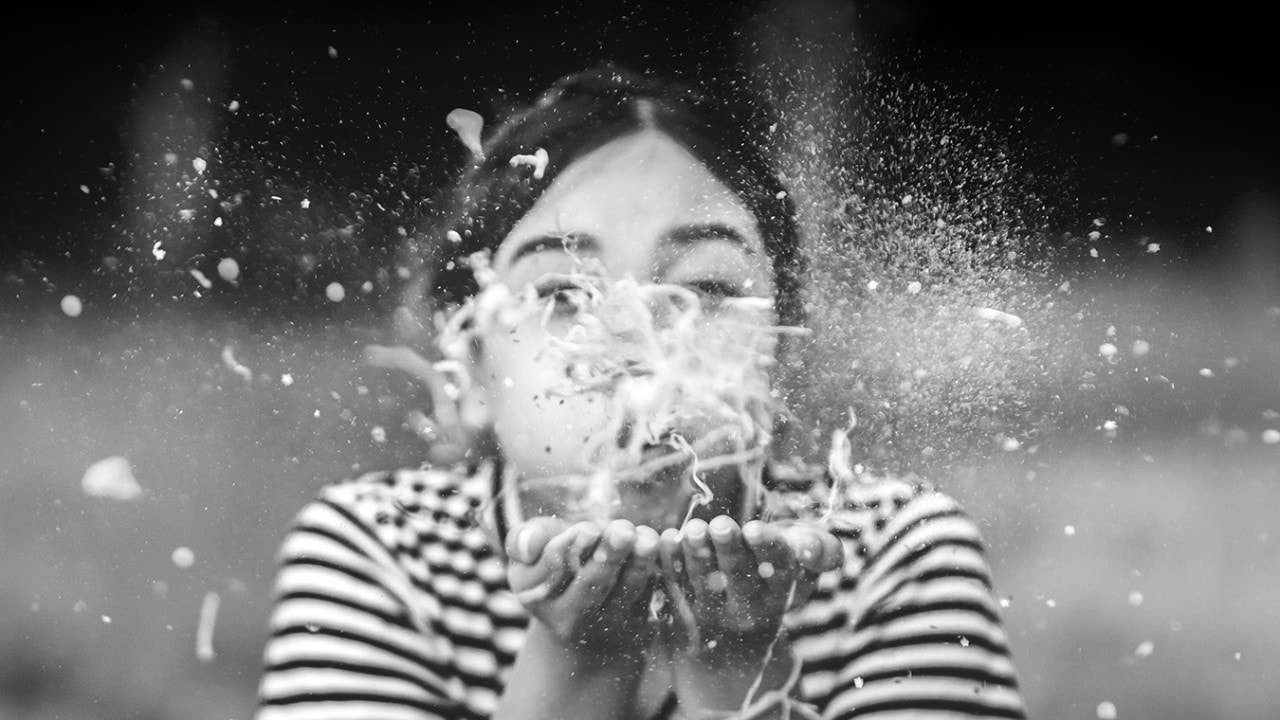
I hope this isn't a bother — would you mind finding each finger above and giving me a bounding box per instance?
[742,520,795,588]
[708,515,752,584]
[508,520,585,601]
[680,518,723,605]
[506,517,570,566]
[611,525,660,611]
[784,525,829,574]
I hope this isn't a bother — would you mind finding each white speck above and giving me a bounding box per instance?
[900,193,913,205]
[1224,356,1240,369]
[301,198,311,209]
[313,409,321,418]
[82,456,142,500]
[1092,217,1105,227]
[1088,230,1101,241]
[1102,420,1119,439]
[1045,599,1057,608]
[1064,525,1076,536]
[1199,368,1215,378]
[221,345,252,386]
[1134,640,1154,658]
[177,208,196,221]
[1146,242,1160,253]
[192,157,207,174]
[152,242,166,260]
[101,615,112,624]
[228,99,240,112]
[447,230,463,244]
[171,546,195,569]
[775,190,787,200]
[189,269,212,289]
[163,152,179,166]
[327,45,338,59]
[1262,429,1280,444]
[757,562,775,579]
[502,377,514,388]
[179,78,194,91]
[998,596,1012,608]
[1099,343,1118,358]
[769,123,778,133]
[706,571,728,592]
[60,295,83,318]
[866,280,879,291]
[371,426,387,444]
[1128,590,1144,606]
[1234,652,1242,660]
[361,281,373,293]
[196,591,220,663]
[1205,226,1213,233]
[1089,247,1099,258]
[217,257,240,283]
[958,636,970,647]
[853,677,864,689]
[79,184,91,194]
[213,217,223,227]
[73,601,87,613]
[446,108,485,157]
[1001,437,1021,452]
[509,147,549,180]
[1132,339,1150,357]
[1097,701,1117,719]
[975,307,1023,328]
[281,373,293,386]
[326,282,346,302]
[907,281,922,294]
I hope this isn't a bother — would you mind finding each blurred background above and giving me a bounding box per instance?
[2,2,1277,719]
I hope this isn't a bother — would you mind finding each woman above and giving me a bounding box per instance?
[254,65,1026,720]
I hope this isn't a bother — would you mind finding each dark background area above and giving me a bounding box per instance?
[2,2,1278,719]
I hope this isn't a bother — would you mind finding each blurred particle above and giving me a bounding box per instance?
[1099,343,1118,359]
[192,157,207,174]
[1128,590,1144,606]
[509,148,549,180]
[1145,243,1160,253]
[1110,132,1128,146]
[79,184,90,194]
[217,258,240,283]
[327,45,338,59]
[446,108,485,158]
[974,307,1023,328]
[1134,640,1154,658]
[221,345,253,386]
[1045,599,1057,608]
[163,152,179,165]
[196,591,220,663]
[1097,701,1117,719]
[906,281,922,294]
[281,373,294,386]
[228,99,240,112]
[82,456,142,501]
[171,546,195,569]
[326,282,346,302]
[371,426,387,444]
[301,198,311,209]
[1262,429,1280,444]
[447,230,463,244]
[1199,368,1215,378]
[179,78,194,91]
[1063,525,1076,536]
[189,269,212,289]
[1131,340,1150,357]
[60,295,83,318]
[101,615,112,624]
[1001,437,1020,452]
[998,596,1011,608]
[152,242,166,260]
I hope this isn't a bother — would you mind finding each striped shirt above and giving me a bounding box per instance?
[254,460,1026,719]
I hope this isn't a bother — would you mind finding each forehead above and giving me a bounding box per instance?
[496,129,763,258]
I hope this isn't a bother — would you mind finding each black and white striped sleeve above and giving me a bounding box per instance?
[254,479,461,720]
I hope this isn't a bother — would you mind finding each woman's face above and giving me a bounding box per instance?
[470,128,776,527]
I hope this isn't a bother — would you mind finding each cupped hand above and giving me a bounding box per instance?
[505,516,661,652]
[656,516,843,658]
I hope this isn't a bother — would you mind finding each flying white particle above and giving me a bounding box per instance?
[221,345,253,386]
[509,147,549,180]
[82,456,142,501]
[217,258,240,283]
[196,591,220,663]
[171,547,195,569]
[1097,701,1118,719]
[192,157,207,174]
[60,295,83,318]
[326,282,346,302]
[446,108,485,158]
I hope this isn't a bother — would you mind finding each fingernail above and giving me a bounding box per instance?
[709,515,734,539]
[515,526,536,564]
[634,527,658,557]
[742,521,762,544]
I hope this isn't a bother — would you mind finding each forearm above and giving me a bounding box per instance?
[671,635,800,720]
[493,620,646,720]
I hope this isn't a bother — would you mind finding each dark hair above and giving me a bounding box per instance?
[401,63,805,333]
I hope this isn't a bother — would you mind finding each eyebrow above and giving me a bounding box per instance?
[506,222,757,267]
[665,223,756,253]
[507,233,600,266]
